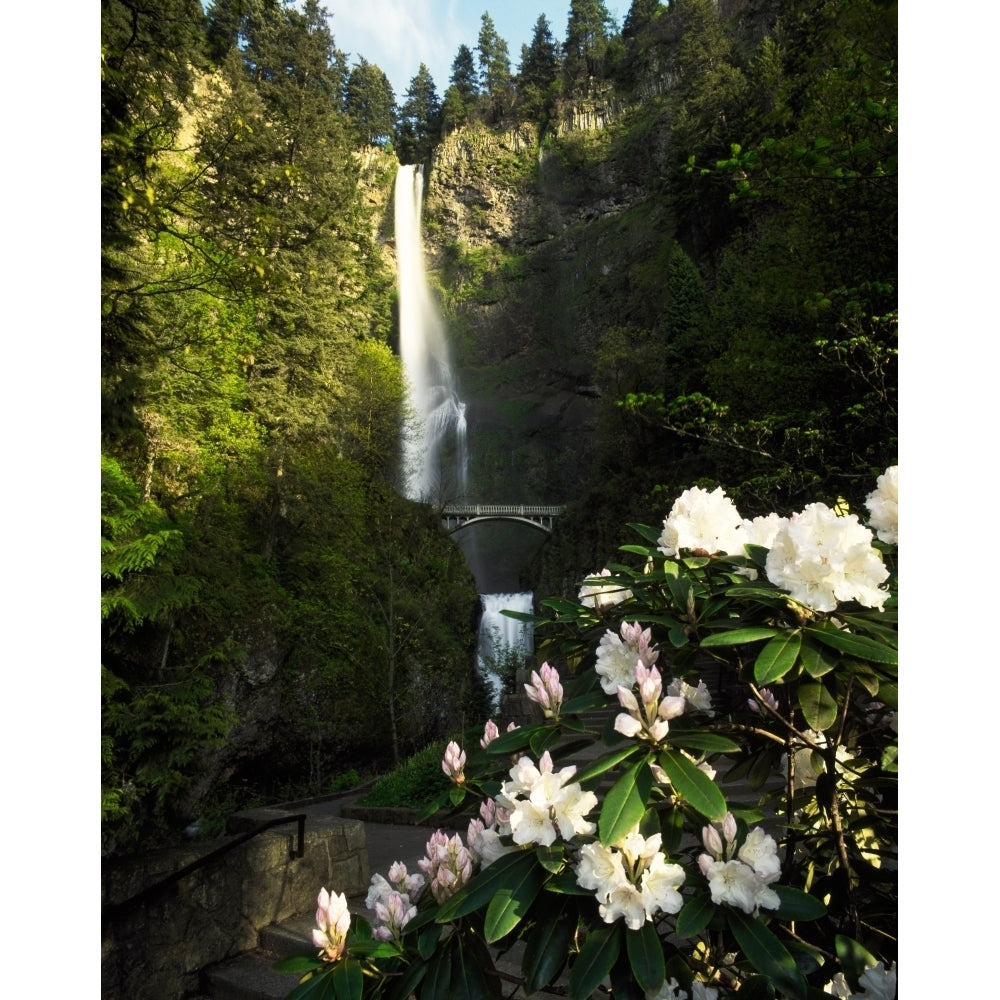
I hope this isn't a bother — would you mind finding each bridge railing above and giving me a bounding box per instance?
[441,504,566,516]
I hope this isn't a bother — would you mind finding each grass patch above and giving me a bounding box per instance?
[357,741,449,809]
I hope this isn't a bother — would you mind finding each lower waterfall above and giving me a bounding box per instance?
[477,592,534,713]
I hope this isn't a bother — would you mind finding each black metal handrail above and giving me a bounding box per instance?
[102,813,306,922]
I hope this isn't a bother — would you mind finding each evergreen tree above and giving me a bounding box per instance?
[623,0,661,42]
[441,44,479,132]
[517,14,561,118]
[564,0,614,86]
[397,63,441,164]
[476,12,513,121]
[345,58,397,146]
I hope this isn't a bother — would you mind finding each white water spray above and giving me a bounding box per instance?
[395,164,468,502]
[478,592,534,712]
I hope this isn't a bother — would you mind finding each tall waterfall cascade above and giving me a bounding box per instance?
[394,164,467,503]
[394,165,533,700]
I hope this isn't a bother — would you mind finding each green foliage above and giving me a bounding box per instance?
[357,741,450,809]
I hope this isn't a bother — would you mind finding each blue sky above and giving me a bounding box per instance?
[322,1,630,101]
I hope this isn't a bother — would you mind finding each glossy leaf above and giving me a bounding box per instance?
[569,922,621,1000]
[418,944,452,1000]
[797,679,838,732]
[451,931,502,1000]
[482,724,543,755]
[522,898,574,992]
[659,749,727,821]
[284,969,339,1000]
[331,959,363,1000]
[626,920,665,994]
[799,638,838,678]
[273,955,325,974]
[772,885,827,921]
[700,628,780,647]
[754,631,802,684]
[803,624,897,665]
[484,855,545,942]
[737,974,777,998]
[834,935,879,979]
[600,758,653,844]
[627,521,663,545]
[727,909,806,1000]
[436,850,537,922]
[675,894,715,938]
[574,743,641,785]
[666,731,742,754]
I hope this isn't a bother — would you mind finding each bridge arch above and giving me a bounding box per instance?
[441,504,565,535]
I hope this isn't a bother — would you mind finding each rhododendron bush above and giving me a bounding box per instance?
[277,469,898,999]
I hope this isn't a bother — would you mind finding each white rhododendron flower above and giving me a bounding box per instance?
[595,620,659,695]
[576,823,685,929]
[765,502,889,612]
[864,466,898,545]
[524,661,563,718]
[615,663,687,744]
[666,676,714,716]
[698,812,781,916]
[441,740,466,783]
[418,830,475,904]
[824,961,897,999]
[658,485,746,557]
[579,568,633,610]
[312,887,351,962]
[496,751,598,847]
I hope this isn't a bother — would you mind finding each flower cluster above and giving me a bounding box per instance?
[576,822,686,929]
[479,717,518,747]
[465,797,516,868]
[697,813,781,916]
[364,862,423,942]
[441,740,466,783]
[615,663,687,745]
[647,980,719,1000]
[864,465,898,545]
[524,661,563,719]
[311,887,351,962]
[595,620,659,695]
[665,676,714,716]
[417,829,475,904]
[658,486,746,558]
[824,961,897,999]
[578,567,633,611]
[496,750,598,847]
[765,503,889,612]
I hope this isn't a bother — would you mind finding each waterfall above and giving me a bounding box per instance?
[478,592,534,713]
[393,165,534,701]
[395,164,467,502]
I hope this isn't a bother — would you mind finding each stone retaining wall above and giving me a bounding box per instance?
[101,815,369,1000]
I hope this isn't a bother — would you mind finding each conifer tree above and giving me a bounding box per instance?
[441,44,479,132]
[564,0,614,85]
[517,14,561,118]
[397,63,441,164]
[476,12,513,121]
[346,58,397,146]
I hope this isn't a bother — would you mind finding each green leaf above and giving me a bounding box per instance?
[451,930,502,1000]
[272,955,325,973]
[600,758,653,844]
[834,935,879,979]
[736,974,777,998]
[799,638,838,678]
[419,943,453,1000]
[537,844,565,873]
[727,909,807,1000]
[483,724,542,755]
[658,749,727,821]
[700,628,780,648]
[529,725,564,756]
[575,744,642,785]
[772,885,827,921]
[562,690,613,714]
[569,922,621,1000]
[449,784,466,806]
[484,854,545,943]
[436,850,537,922]
[626,920,665,994]
[283,969,339,1000]
[797,680,838,732]
[754,631,802,684]
[330,959,363,1000]
[522,898,574,992]
[627,521,663,545]
[675,894,715,938]
[803,624,897,665]
[666,732,742,754]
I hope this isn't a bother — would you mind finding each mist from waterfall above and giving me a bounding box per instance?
[478,592,535,713]
[395,164,468,503]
